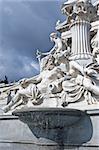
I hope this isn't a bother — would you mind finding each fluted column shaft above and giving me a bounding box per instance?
[70,20,92,61]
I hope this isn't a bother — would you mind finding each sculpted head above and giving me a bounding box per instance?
[50,32,57,42]
[19,78,28,88]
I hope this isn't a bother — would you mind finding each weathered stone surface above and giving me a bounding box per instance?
[0,108,99,150]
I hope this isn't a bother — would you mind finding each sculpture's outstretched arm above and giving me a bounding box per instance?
[38,46,56,56]
[82,76,99,96]
[21,75,42,84]
[69,61,84,76]
[49,45,57,54]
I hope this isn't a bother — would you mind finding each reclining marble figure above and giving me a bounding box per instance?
[62,62,99,106]
[3,65,66,112]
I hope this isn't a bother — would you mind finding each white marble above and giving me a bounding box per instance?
[0,0,99,113]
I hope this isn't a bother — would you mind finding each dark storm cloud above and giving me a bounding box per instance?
[0,0,66,82]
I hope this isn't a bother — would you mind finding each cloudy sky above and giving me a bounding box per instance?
[0,0,97,82]
[0,0,67,82]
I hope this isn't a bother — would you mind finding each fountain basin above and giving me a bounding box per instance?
[13,108,84,129]
[12,107,93,148]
